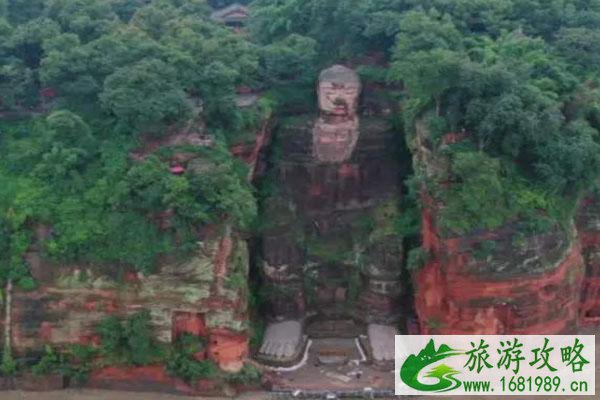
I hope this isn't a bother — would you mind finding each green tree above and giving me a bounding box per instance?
[5,17,60,68]
[130,1,180,39]
[40,33,100,104]
[33,111,97,183]
[261,34,318,84]
[100,58,191,133]
[5,0,45,24]
[110,0,149,22]
[0,63,37,109]
[555,28,600,74]
[45,0,119,42]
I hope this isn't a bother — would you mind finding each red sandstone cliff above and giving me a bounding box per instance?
[3,118,282,375]
[577,192,600,325]
[14,227,250,372]
[411,120,586,334]
[415,212,584,334]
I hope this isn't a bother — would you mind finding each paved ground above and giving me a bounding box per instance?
[270,337,394,393]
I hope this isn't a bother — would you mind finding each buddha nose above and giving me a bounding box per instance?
[334,98,347,106]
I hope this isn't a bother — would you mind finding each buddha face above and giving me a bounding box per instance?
[318,81,360,117]
[313,65,362,162]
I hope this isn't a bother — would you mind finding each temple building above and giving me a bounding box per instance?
[210,3,249,28]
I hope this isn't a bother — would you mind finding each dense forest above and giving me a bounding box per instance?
[1,0,600,331]
[0,0,599,390]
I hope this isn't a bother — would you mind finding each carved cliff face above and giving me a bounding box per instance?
[313,65,361,163]
[313,117,360,162]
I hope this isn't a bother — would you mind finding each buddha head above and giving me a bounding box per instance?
[318,65,361,117]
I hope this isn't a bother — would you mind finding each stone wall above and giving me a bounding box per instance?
[11,228,250,372]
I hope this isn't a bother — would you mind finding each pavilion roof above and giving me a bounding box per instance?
[210,3,249,23]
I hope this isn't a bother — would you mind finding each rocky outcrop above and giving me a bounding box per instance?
[130,122,214,163]
[86,364,247,396]
[577,192,600,325]
[411,121,585,334]
[230,117,275,181]
[5,109,277,374]
[11,228,250,372]
[415,220,584,334]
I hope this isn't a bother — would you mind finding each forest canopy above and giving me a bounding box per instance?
[1,0,599,286]
[0,0,260,282]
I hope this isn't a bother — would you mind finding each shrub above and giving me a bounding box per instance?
[97,315,123,358]
[30,344,96,383]
[166,356,217,383]
[31,345,66,376]
[97,310,161,365]
[225,363,261,385]
[248,319,265,353]
[407,247,429,271]
[0,351,17,376]
[438,151,569,236]
[166,334,217,383]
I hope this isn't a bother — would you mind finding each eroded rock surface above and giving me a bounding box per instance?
[578,192,600,324]
[411,122,585,335]
[12,229,250,373]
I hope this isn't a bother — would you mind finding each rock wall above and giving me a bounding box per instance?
[411,122,585,334]
[230,117,275,181]
[12,227,250,372]
[415,211,584,334]
[3,111,277,374]
[577,192,600,325]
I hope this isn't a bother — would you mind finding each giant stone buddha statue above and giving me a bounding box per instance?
[257,65,404,367]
